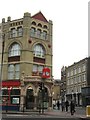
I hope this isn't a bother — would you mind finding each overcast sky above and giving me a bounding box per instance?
[0,0,88,79]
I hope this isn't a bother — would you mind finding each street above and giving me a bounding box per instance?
[1,107,89,120]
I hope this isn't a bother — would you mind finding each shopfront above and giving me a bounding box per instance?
[2,81,21,111]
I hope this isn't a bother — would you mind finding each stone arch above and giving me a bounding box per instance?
[25,83,36,96]
[31,42,48,54]
[36,84,51,96]
[6,41,23,52]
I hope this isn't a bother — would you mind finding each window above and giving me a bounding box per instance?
[37,29,41,38]
[30,27,36,37]
[43,25,47,29]
[9,43,20,57]
[32,21,36,26]
[33,44,45,57]
[17,27,23,36]
[32,64,43,76]
[38,23,42,27]
[82,64,86,71]
[78,67,81,73]
[42,31,47,40]
[8,64,20,79]
[10,28,17,38]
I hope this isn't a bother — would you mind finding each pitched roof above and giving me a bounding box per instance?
[32,11,48,23]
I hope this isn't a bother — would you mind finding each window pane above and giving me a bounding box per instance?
[9,43,20,57]
[8,65,14,79]
[15,64,20,79]
[30,27,36,37]
[17,27,23,36]
[33,44,45,57]
[38,66,43,72]
[33,65,37,72]
[11,28,17,38]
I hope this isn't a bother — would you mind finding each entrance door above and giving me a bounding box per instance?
[37,87,49,109]
[26,87,34,109]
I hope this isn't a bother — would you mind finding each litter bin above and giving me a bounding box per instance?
[86,105,90,117]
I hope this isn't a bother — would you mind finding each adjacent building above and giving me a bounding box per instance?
[60,66,67,103]
[66,58,88,106]
[1,11,53,111]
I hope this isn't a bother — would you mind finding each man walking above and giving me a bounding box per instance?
[65,100,69,112]
[70,100,75,115]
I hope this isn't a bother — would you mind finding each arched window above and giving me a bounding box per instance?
[33,44,45,57]
[37,29,41,38]
[17,26,23,36]
[10,28,17,38]
[43,25,47,29]
[32,21,36,26]
[30,27,36,37]
[43,31,47,40]
[38,23,42,27]
[9,43,20,57]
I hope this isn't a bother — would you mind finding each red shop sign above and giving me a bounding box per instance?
[42,67,50,79]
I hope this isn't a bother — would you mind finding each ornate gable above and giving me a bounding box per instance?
[32,11,48,23]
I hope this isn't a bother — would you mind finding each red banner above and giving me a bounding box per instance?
[2,81,20,87]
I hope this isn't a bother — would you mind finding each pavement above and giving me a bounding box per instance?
[1,107,90,119]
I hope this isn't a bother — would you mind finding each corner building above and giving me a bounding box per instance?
[1,12,53,111]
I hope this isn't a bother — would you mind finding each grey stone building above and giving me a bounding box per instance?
[66,58,87,106]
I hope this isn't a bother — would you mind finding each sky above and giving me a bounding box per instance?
[0,0,89,79]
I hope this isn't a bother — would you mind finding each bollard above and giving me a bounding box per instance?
[86,105,90,117]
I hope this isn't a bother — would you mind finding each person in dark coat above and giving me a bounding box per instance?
[57,100,60,110]
[61,101,65,111]
[70,100,75,115]
[65,100,69,112]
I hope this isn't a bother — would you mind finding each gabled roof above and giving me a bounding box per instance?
[32,11,48,23]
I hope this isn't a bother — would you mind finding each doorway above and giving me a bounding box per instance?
[26,87,34,109]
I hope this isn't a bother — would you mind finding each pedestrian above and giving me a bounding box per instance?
[65,100,69,112]
[70,100,75,115]
[61,101,65,111]
[57,100,60,110]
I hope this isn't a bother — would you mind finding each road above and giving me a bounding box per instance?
[1,107,89,120]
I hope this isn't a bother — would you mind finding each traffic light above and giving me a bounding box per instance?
[39,83,42,91]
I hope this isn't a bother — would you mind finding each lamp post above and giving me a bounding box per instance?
[0,34,5,84]
[71,90,73,100]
